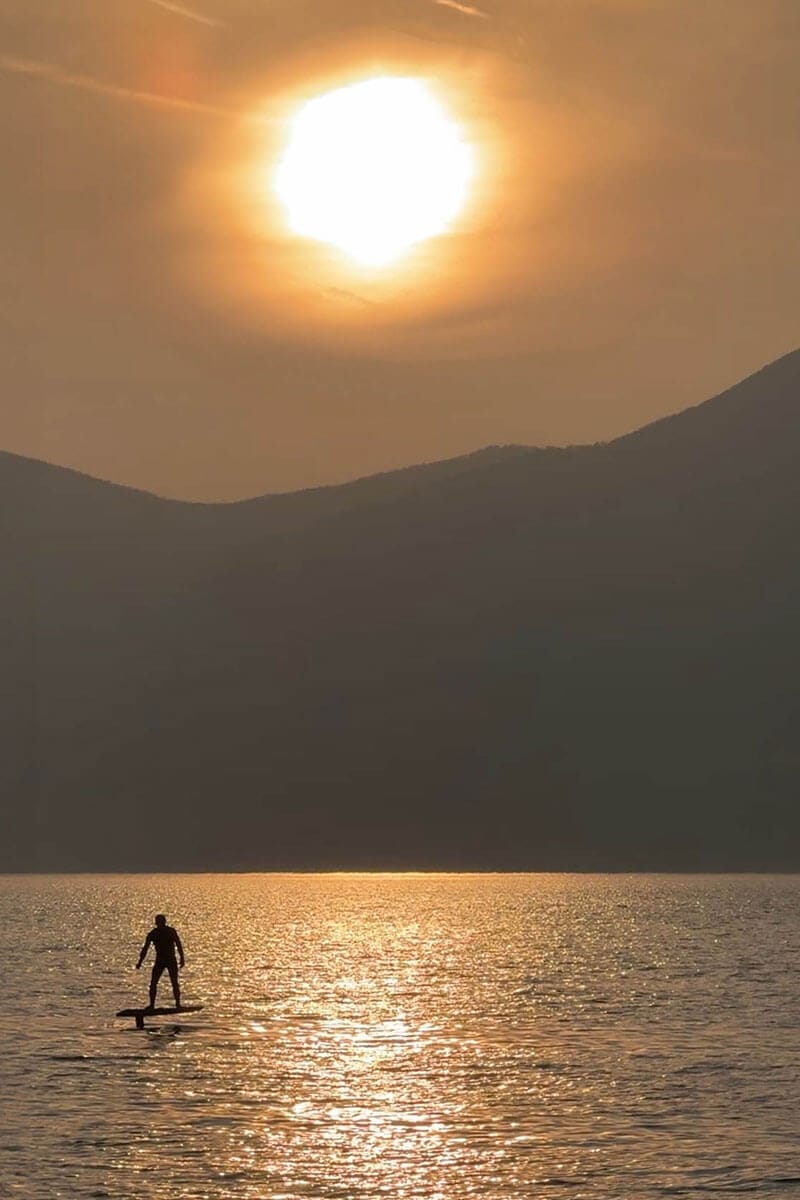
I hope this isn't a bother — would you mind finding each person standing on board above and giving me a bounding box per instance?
[136,913,185,1009]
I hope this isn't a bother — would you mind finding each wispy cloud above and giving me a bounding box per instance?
[0,55,251,120]
[145,0,228,29]
[433,0,491,18]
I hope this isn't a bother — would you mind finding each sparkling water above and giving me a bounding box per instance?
[1,873,799,1198]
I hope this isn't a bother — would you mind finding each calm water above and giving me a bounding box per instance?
[1,874,799,1199]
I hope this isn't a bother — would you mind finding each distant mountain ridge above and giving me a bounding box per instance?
[1,349,798,870]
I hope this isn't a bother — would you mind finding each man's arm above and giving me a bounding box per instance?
[136,932,152,969]
[174,929,185,968]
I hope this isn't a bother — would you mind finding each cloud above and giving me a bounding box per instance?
[0,55,250,120]
[433,0,491,17]
[145,0,229,28]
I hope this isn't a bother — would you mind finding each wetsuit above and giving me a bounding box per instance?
[139,924,184,1008]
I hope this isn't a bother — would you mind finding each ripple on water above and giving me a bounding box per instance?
[1,873,799,1199]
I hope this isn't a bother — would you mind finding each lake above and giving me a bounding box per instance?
[1,873,798,1198]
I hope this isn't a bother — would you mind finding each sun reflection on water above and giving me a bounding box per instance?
[2,874,800,1197]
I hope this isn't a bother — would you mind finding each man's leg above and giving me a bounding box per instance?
[150,961,165,1008]
[167,960,181,1008]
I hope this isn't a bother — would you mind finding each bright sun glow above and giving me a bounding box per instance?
[274,77,474,267]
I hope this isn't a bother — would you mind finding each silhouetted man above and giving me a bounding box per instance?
[136,914,185,1009]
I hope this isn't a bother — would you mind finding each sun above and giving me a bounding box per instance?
[274,77,474,268]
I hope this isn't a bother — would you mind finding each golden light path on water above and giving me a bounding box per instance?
[2,874,800,1198]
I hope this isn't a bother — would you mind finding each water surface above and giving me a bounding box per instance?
[1,873,799,1198]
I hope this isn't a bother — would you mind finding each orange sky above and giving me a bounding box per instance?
[1,0,798,499]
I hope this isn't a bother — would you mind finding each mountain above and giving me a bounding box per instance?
[2,350,799,870]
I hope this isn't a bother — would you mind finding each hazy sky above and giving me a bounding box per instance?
[2,0,798,499]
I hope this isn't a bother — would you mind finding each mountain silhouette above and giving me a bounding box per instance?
[2,349,798,870]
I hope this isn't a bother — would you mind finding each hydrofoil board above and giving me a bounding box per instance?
[116,1004,203,1029]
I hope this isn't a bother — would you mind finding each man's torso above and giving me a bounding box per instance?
[149,925,178,961]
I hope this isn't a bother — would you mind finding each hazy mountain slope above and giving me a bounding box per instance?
[1,350,798,870]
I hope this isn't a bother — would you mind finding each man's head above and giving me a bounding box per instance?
[155,913,167,927]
